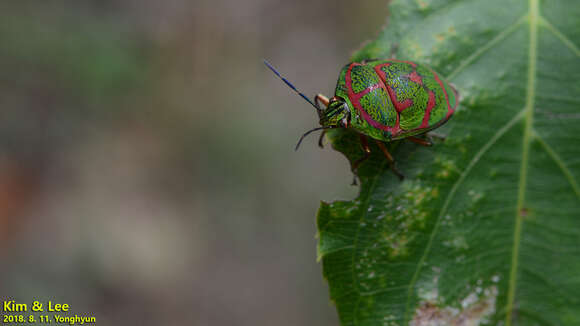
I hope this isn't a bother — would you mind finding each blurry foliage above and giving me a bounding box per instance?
[0,0,387,325]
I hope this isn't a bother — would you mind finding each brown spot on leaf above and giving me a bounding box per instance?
[411,286,497,326]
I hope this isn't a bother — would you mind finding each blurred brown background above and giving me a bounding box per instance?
[0,0,386,324]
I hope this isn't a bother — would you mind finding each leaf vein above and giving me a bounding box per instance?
[402,108,525,323]
[319,245,356,259]
[532,131,580,200]
[540,16,580,57]
[447,15,527,80]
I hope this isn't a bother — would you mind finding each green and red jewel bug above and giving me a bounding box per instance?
[265,58,458,181]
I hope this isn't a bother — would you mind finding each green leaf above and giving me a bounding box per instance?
[317,0,580,325]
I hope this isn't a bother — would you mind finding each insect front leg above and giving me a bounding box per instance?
[318,130,327,148]
[314,94,330,148]
[314,94,330,109]
[375,141,404,180]
[351,135,372,185]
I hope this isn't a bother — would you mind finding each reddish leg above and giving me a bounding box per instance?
[408,132,446,147]
[375,141,404,180]
[351,135,372,185]
[407,136,433,147]
[314,94,329,109]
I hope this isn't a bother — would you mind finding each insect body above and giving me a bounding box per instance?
[324,59,458,142]
[265,59,458,181]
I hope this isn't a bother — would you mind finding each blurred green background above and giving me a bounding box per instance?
[0,0,387,324]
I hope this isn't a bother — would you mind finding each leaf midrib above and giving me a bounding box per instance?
[401,109,525,323]
[505,0,539,324]
[402,0,542,324]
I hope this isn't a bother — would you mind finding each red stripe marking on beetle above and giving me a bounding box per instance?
[374,64,414,113]
[407,71,423,84]
[350,83,382,100]
[431,69,455,119]
[346,63,401,135]
[385,84,413,113]
[373,64,389,81]
[418,90,436,129]
[374,63,392,71]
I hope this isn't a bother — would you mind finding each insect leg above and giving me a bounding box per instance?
[409,132,446,146]
[351,135,372,185]
[314,94,330,108]
[314,94,331,148]
[318,130,327,148]
[375,141,404,180]
[407,136,433,147]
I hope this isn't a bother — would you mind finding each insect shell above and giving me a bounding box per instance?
[321,59,458,142]
[265,59,458,147]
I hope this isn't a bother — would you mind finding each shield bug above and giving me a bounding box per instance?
[265,58,458,182]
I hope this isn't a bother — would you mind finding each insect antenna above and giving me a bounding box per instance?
[295,126,335,151]
[264,60,321,111]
